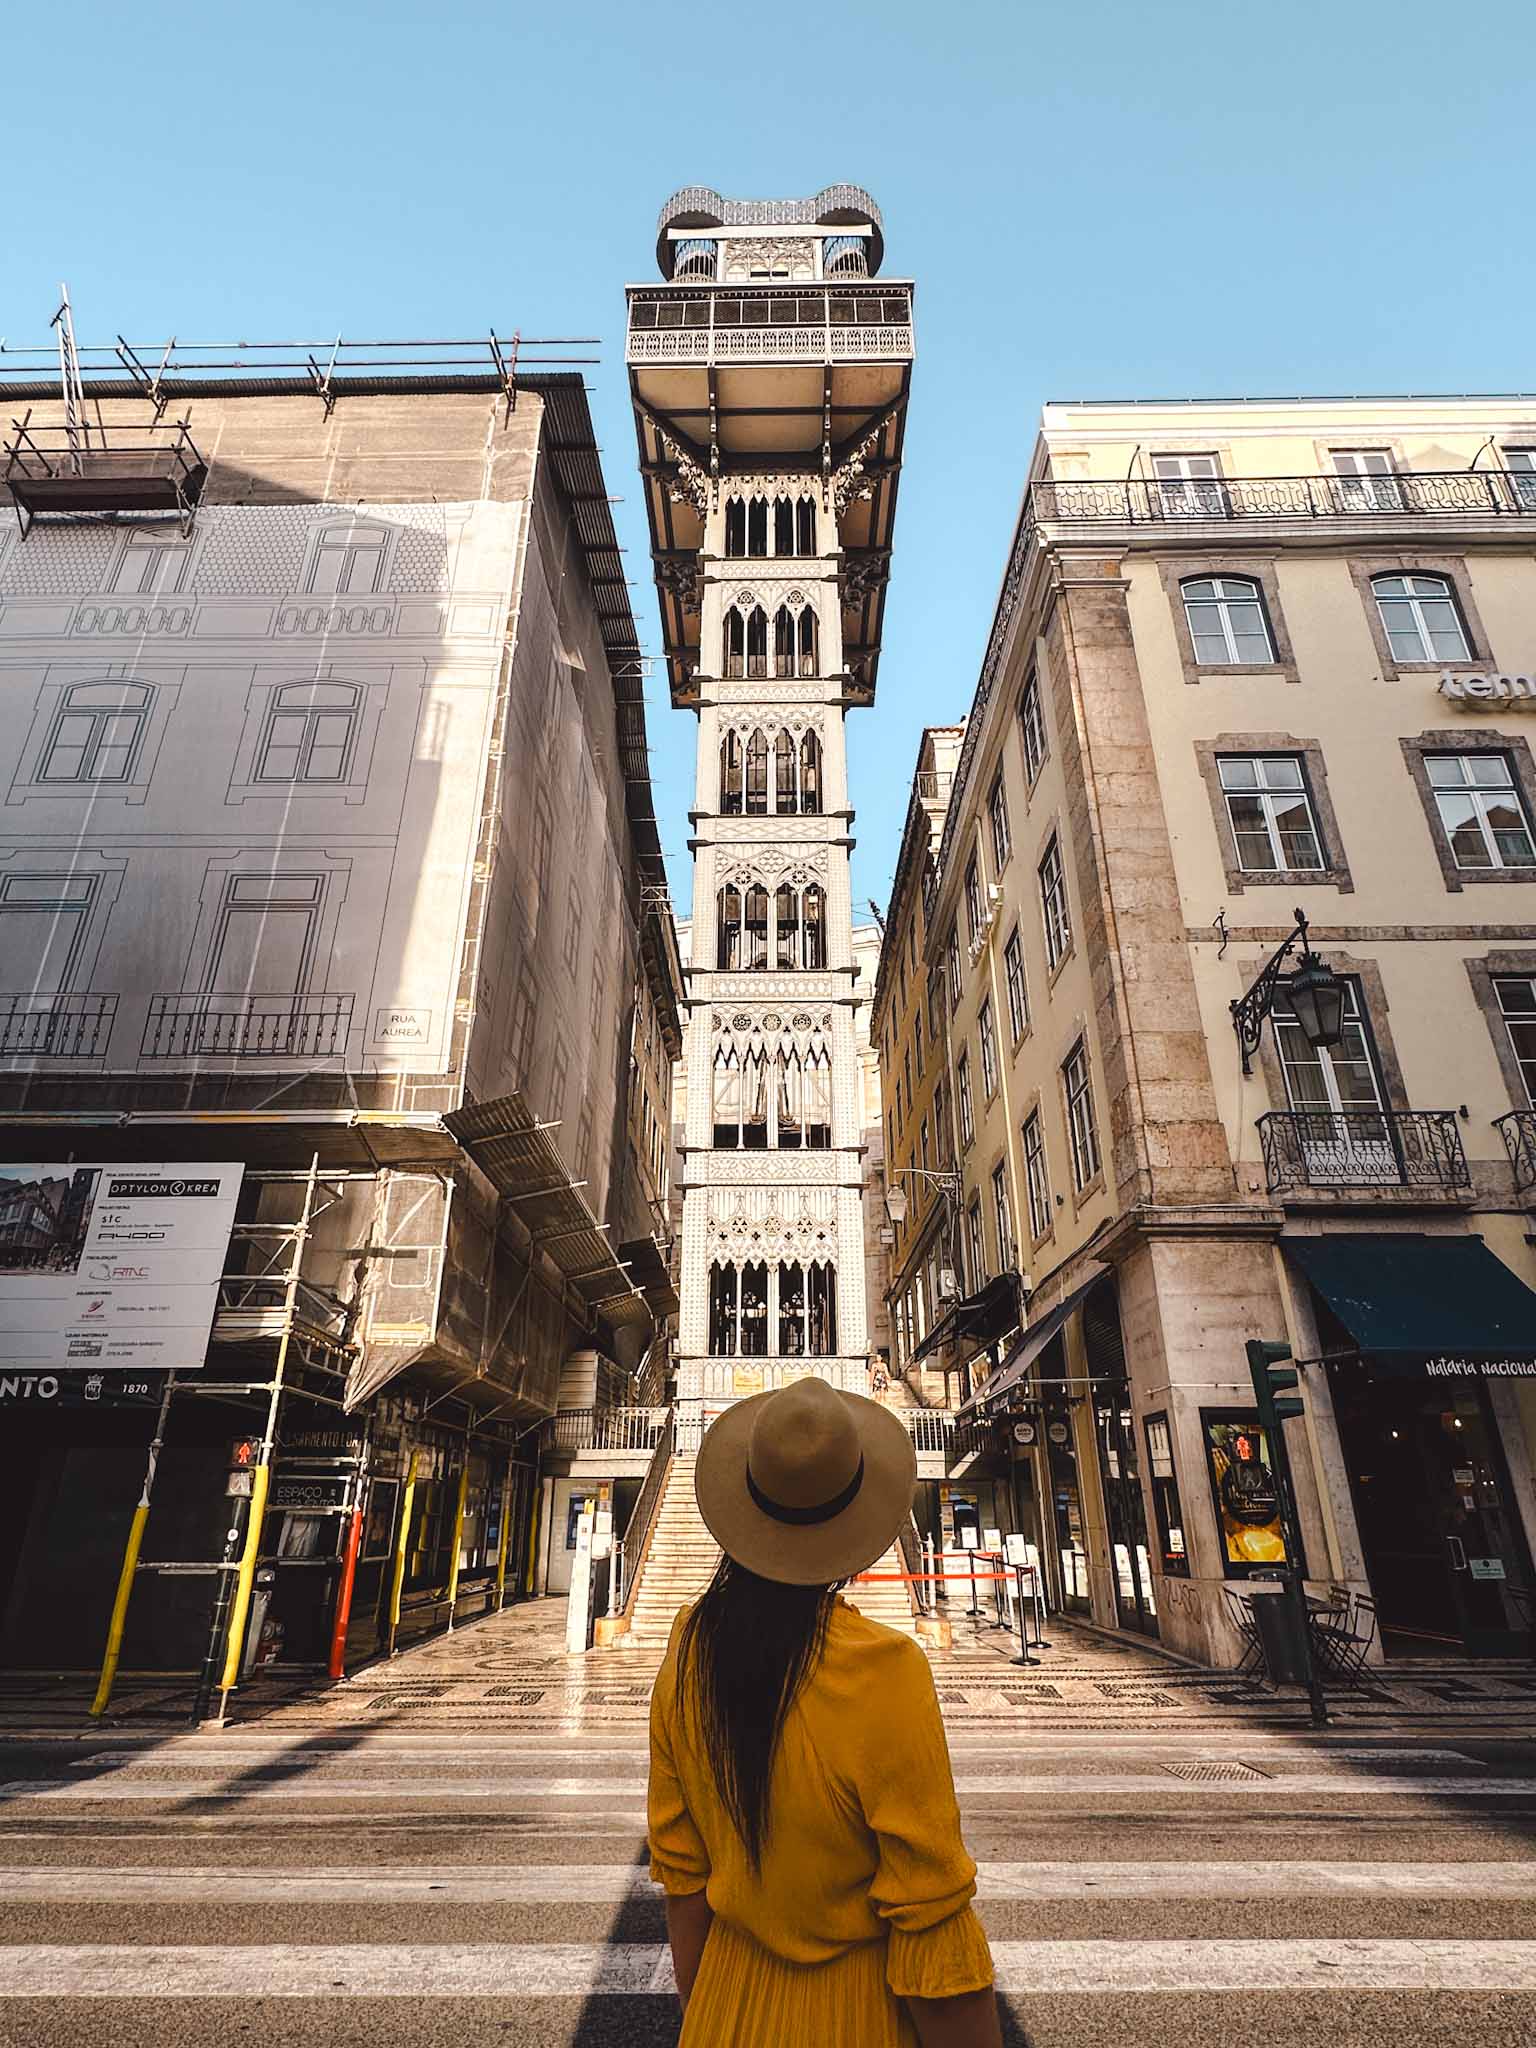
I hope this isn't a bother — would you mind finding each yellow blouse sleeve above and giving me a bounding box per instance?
[647,1609,711,1897]
[857,1634,994,2000]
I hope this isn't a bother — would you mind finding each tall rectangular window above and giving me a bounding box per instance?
[964,857,983,947]
[988,770,1011,869]
[957,1050,975,1148]
[1040,836,1071,968]
[1019,670,1048,783]
[991,1161,1015,1272]
[1218,756,1324,872]
[1003,927,1028,1042]
[1152,451,1224,517]
[1494,978,1536,1106]
[207,875,322,993]
[1063,1039,1101,1192]
[1426,754,1536,870]
[1331,448,1401,511]
[920,1115,931,1170]
[978,997,998,1098]
[914,1005,924,1077]
[946,925,962,1005]
[1022,1109,1051,1240]
[966,1196,986,1288]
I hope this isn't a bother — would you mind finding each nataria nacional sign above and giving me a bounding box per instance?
[1439,670,1536,708]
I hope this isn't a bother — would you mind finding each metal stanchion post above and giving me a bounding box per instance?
[1014,1563,1038,1666]
[967,1547,980,1620]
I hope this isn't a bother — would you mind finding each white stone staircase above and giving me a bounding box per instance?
[618,1454,918,1650]
[619,1457,720,1651]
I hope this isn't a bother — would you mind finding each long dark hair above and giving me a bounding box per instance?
[677,1557,839,1869]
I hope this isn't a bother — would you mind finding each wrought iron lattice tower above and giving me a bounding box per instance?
[627,186,914,1441]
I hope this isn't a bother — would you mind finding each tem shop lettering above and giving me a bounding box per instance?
[1439,670,1536,707]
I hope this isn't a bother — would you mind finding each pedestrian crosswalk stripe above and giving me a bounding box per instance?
[2,1860,1533,1903]
[6,1772,1532,1802]
[2,1939,1535,1997]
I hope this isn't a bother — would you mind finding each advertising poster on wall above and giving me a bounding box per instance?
[0,1162,243,1372]
[1201,1410,1292,1576]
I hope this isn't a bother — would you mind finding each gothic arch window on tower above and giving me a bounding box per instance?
[719,723,822,814]
[724,600,770,678]
[773,604,819,678]
[711,1021,832,1149]
[706,1257,837,1357]
[715,874,825,970]
[723,491,818,559]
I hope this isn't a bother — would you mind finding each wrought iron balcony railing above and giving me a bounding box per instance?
[0,992,117,1059]
[896,1408,955,1452]
[1257,1109,1471,1195]
[1027,470,1536,529]
[546,1406,671,1454]
[627,284,913,366]
[1496,1110,1536,1194]
[141,992,354,1060]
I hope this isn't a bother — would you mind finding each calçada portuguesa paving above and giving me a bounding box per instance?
[3,1598,1536,2047]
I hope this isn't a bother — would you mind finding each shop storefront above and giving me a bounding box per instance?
[1285,1233,1536,1661]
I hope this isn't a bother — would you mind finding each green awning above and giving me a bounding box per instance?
[1283,1233,1536,1377]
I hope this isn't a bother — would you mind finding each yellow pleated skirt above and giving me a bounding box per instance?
[681,1918,919,2047]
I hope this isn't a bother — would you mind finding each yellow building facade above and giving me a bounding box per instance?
[881,397,1536,1667]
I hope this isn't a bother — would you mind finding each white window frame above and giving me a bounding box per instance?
[991,1161,1015,1273]
[1063,1040,1101,1193]
[307,524,390,596]
[1493,976,1536,1107]
[957,1049,975,1148]
[1372,573,1471,663]
[1022,1109,1051,1240]
[1332,448,1402,511]
[988,769,1011,868]
[1019,670,1048,782]
[1182,576,1276,665]
[1003,926,1028,1042]
[1505,448,1536,511]
[1039,836,1071,969]
[1426,753,1536,871]
[966,1196,987,1288]
[978,997,998,1098]
[1152,451,1225,518]
[1218,755,1325,873]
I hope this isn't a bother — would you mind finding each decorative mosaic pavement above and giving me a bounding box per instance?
[8,1597,1534,1735]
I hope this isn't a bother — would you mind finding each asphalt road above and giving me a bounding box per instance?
[2,1724,1535,2045]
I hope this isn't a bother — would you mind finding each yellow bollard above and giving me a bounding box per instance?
[89,1504,150,1718]
[387,1452,419,1654]
[218,1461,272,1696]
[444,1464,469,1621]
[493,1467,514,1609]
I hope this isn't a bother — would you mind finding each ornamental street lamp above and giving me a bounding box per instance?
[1230,906,1348,1076]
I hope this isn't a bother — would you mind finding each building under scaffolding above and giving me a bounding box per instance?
[0,312,685,1714]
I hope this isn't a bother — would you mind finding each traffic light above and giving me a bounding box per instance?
[1247,1337,1304,1426]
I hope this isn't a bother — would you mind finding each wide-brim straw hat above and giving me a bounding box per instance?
[694,1376,918,1586]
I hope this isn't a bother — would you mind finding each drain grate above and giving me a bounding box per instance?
[1161,1760,1272,1782]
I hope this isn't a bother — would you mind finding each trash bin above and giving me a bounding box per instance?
[1249,1589,1308,1684]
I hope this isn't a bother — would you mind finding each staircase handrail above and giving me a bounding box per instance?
[895,1512,928,1616]
[619,1407,676,1623]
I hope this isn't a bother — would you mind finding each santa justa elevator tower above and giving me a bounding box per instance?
[627,186,914,1443]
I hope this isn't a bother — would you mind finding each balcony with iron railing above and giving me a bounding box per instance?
[627,284,914,367]
[545,1406,671,1455]
[1257,1110,1471,1199]
[1026,469,1536,534]
[1496,1111,1536,1195]
[0,992,117,1060]
[141,992,354,1061]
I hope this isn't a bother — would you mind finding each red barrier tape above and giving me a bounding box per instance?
[852,1568,1032,1583]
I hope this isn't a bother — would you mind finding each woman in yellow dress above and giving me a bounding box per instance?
[648,1376,1002,2045]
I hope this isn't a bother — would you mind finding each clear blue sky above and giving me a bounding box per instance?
[8,0,1531,920]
